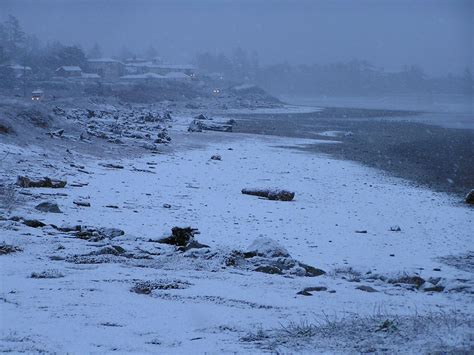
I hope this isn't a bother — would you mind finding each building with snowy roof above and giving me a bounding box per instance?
[87,58,125,80]
[55,66,83,78]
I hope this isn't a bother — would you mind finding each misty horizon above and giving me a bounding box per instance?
[1,0,472,76]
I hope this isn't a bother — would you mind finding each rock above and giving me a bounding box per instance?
[35,201,62,213]
[241,188,295,201]
[16,176,67,189]
[131,280,190,294]
[389,275,425,288]
[162,204,172,209]
[48,129,64,137]
[57,225,124,241]
[31,270,64,279]
[195,114,210,120]
[73,200,91,207]
[356,285,379,292]
[465,190,474,204]
[355,230,368,234]
[23,219,46,228]
[423,285,445,292]
[254,265,283,275]
[390,225,401,232]
[299,263,326,277]
[0,123,13,134]
[188,119,203,132]
[99,163,124,169]
[155,129,171,144]
[0,243,22,255]
[246,238,290,258]
[228,238,326,278]
[297,286,328,295]
[210,155,222,161]
[90,245,126,256]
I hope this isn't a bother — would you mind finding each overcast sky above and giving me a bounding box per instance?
[2,0,472,75]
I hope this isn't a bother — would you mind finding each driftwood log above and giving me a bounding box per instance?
[188,119,232,133]
[155,227,209,251]
[241,188,295,201]
[16,176,67,188]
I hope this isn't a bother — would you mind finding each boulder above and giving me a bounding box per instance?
[465,190,474,205]
[356,285,378,292]
[245,238,290,258]
[226,238,326,277]
[35,201,62,213]
[23,219,46,228]
[188,119,203,132]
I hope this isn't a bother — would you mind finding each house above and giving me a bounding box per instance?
[124,61,196,77]
[56,66,82,77]
[9,64,32,78]
[55,66,83,78]
[87,58,125,81]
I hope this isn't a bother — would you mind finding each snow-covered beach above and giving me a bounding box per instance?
[1,106,472,353]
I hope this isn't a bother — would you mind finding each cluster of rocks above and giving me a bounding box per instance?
[0,242,22,255]
[225,238,325,277]
[54,106,173,150]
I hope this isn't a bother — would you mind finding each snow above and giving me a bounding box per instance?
[8,64,31,71]
[121,72,165,80]
[164,72,190,79]
[56,66,82,72]
[87,58,122,63]
[0,118,472,352]
[233,84,257,91]
[81,73,101,79]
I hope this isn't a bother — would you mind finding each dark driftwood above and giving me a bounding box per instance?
[17,176,67,188]
[155,227,209,251]
[241,188,295,201]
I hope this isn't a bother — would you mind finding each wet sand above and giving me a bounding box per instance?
[231,107,474,197]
